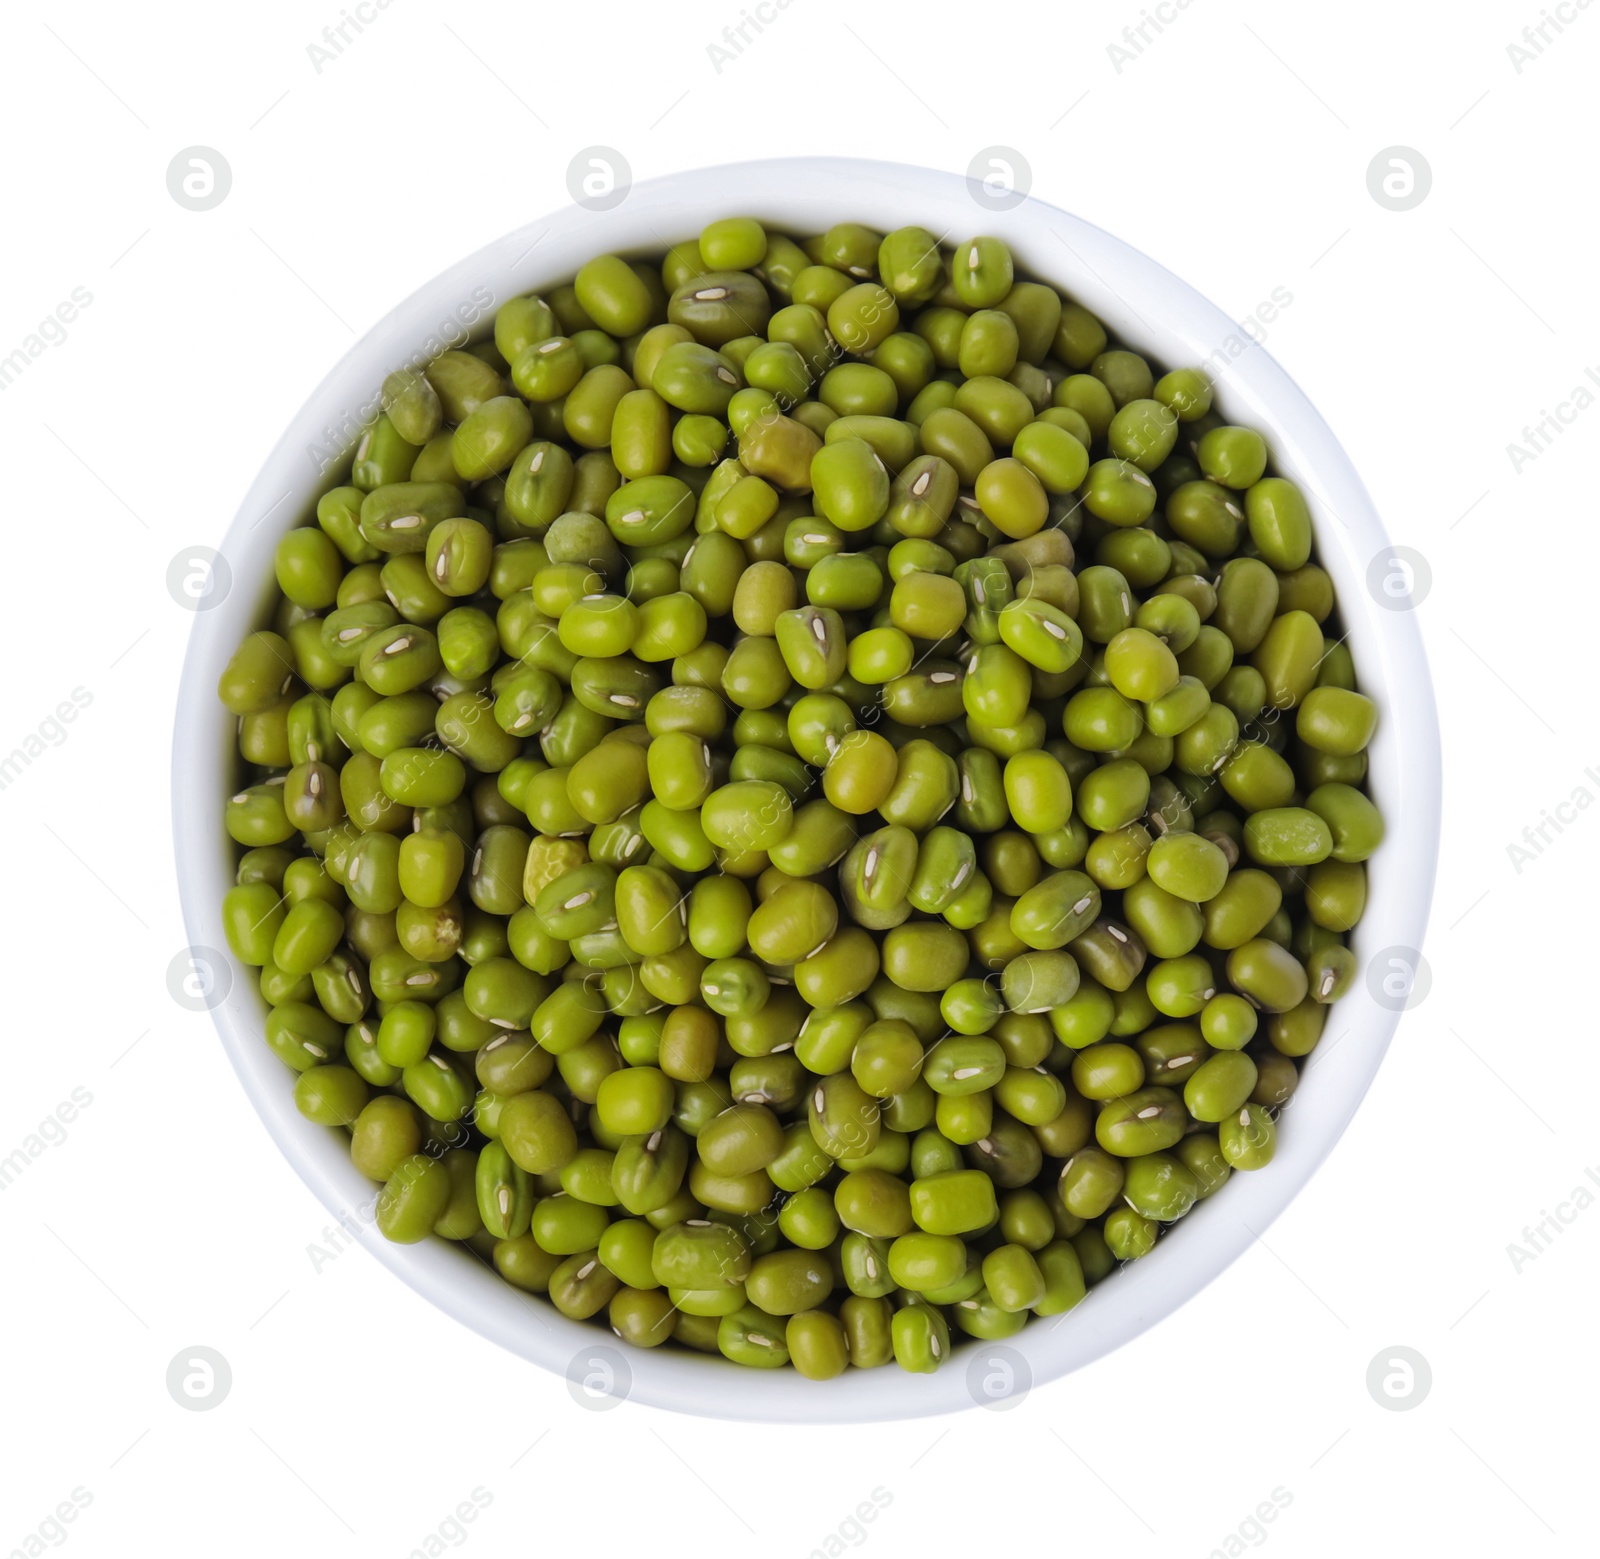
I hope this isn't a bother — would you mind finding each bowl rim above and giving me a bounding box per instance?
[174,155,1441,1423]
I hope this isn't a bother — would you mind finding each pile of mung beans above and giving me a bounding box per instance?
[217,215,1382,1378]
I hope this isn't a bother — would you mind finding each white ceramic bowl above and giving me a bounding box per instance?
[174,157,1440,1422]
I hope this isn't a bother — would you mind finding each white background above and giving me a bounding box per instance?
[1,0,1592,1554]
